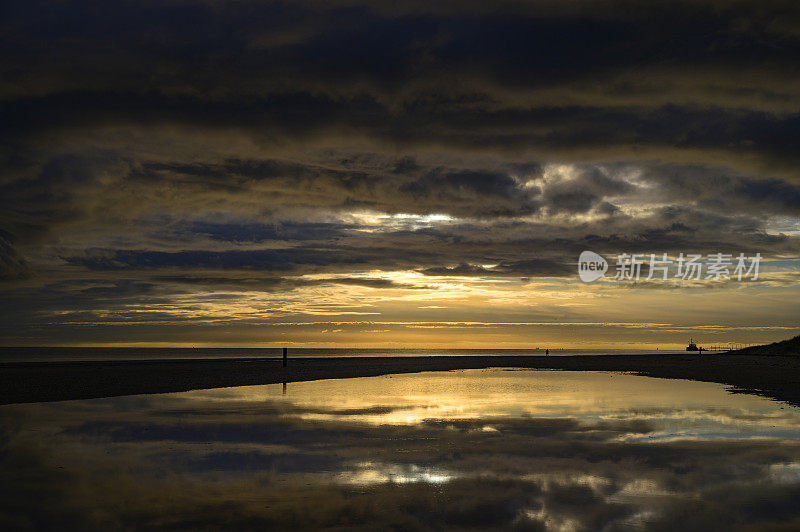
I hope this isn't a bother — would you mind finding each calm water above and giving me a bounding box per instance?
[2,369,800,530]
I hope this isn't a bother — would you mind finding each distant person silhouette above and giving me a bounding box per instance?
[545,348,549,356]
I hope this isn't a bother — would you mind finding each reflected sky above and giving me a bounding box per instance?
[3,370,800,530]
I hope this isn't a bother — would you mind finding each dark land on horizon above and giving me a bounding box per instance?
[1,336,799,407]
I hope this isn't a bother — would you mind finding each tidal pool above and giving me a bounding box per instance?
[3,369,800,530]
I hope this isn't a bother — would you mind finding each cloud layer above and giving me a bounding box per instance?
[0,0,799,345]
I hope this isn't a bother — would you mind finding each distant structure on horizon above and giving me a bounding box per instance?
[686,339,699,352]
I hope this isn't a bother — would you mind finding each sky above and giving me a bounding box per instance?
[0,0,799,348]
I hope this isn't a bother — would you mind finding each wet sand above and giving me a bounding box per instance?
[2,353,800,406]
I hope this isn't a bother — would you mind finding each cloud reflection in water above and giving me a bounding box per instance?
[3,369,800,530]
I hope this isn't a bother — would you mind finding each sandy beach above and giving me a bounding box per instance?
[3,353,800,406]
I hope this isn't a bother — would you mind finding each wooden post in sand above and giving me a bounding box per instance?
[283,347,288,367]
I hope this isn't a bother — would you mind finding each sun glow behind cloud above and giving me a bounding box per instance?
[1,0,800,347]
[34,262,799,348]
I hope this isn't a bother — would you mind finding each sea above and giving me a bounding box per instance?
[0,347,690,363]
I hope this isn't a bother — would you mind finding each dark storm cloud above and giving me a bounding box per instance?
[1,0,799,167]
[540,166,632,214]
[141,158,377,192]
[154,275,430,291]
[62,246,420,272]
[635,164,800,216]
[2,0,798,99]
[0,0,799,343]
[154,221,356,243]
[399,168,540,216]
[4,95,800,174]
[0,235,30,280]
